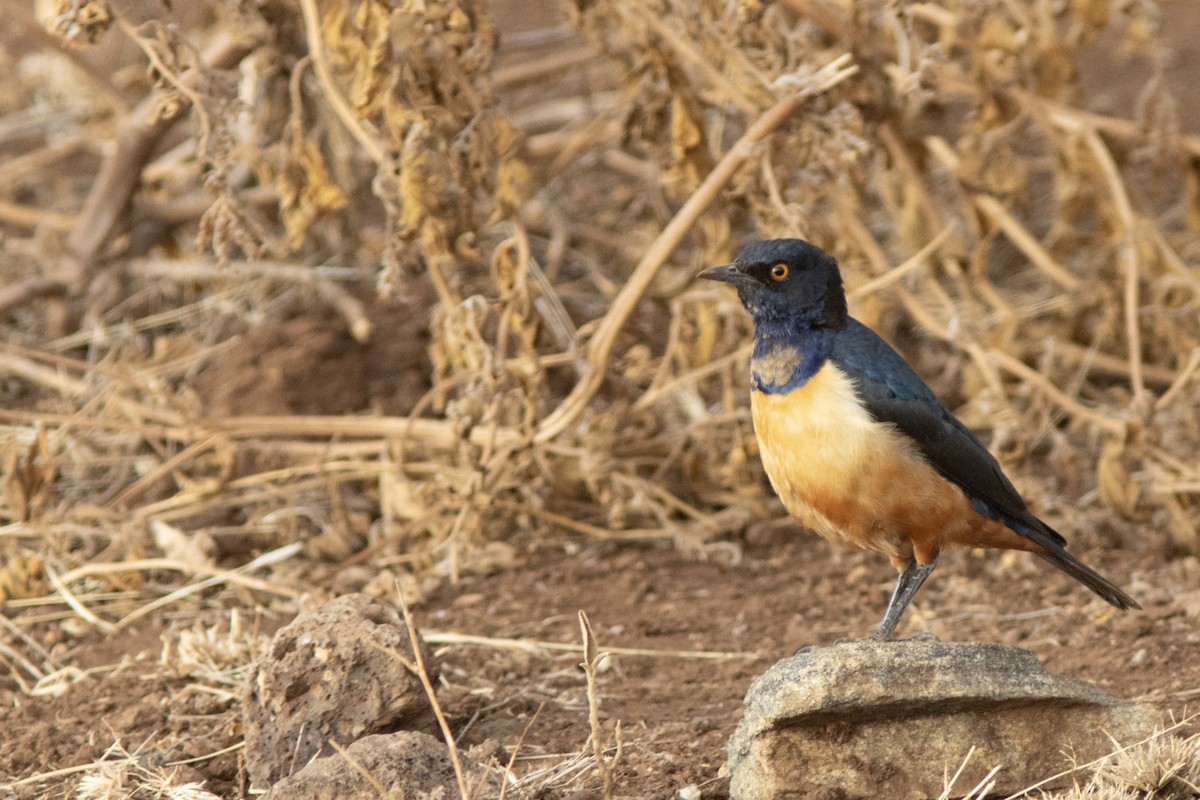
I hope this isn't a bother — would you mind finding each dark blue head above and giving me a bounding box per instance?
[698,239,848,331]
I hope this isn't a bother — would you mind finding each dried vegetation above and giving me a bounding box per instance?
[1,0,1199,795]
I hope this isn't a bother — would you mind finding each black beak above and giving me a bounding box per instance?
[697,263,747,286]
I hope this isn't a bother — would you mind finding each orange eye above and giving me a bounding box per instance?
[770,263,789,281]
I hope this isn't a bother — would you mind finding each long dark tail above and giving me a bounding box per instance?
[1037,548,1140,610]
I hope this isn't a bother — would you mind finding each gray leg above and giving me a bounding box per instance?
[873,557,938,640]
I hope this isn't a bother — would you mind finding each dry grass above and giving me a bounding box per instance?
[933,716,1200,800]
[1,0,1199,795]
[3,0,1198,620]
[14,738,227,799]
[1027,718,1200,800]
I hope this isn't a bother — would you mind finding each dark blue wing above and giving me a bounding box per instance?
[829,319,1066,548]
[826,319,1138,609]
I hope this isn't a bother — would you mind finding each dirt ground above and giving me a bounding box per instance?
[3,1,1200,798]
[3,504,1198,797]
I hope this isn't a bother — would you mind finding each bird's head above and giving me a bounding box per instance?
[698,239,848,330]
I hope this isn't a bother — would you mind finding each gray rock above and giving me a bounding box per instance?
[244,594,440,788]
[263,731,504,800]
[728,640,1158,800]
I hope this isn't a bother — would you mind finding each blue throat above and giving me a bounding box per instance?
[750,323,837,394]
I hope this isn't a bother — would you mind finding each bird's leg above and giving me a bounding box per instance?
[873,557,938,640]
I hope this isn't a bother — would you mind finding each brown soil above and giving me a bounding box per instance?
[3,501,1197,797]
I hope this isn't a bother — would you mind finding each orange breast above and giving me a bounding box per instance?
[750,362,1038,566]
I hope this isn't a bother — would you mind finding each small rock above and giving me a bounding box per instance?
[243,594,440,788]
[263,731,503,800]
[728,640,1157,800]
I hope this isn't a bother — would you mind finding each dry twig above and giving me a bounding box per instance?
[61,32,254,285]
[536,53,859,442]
[578,610,622,797]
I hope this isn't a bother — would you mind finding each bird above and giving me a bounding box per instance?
[699,238,1138,639]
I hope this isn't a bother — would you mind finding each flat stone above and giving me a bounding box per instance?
[262,731,503,800]
[728,640,1158,800]
[243,594,440,788]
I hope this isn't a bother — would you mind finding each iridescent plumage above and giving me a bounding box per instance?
[700,239,1137,639]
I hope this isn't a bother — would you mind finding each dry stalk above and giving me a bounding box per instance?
[612,3,758,115]
[124,258,373,341]
[0,640,46,692]
[126,462,383,522]
[296,0,387,168]
[9,760,101,789]
[71,543,303,632]
[61,31,254,284]
[1155,348,1200,412]
[0,613,57,671]
[55,557,297,599]
[632,342,753,411]
[535,52,858,442]
[494,49,596,89]
[165,741,245,768]
[879,123,967,245]
[0,348,186,427]
[106,434,223,510]
[425,629,756,660]
[1056,341,1178,390]
[391,586,472,800]
[937,746,1003,800]
[496,703,544,800]
[970,195,1081,291]
[578,610,622,797]
[1014,88,1200,158]
[42,564,115,633]
[989,350,1126,437]
[502,503,674,540]
[847,227,953,300]
[834,199,953,343]
[0,201,73,231]
[1080,127,1148,414]
[197,415,522,451]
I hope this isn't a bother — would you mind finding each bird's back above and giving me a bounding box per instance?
[827,319,1064,546]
